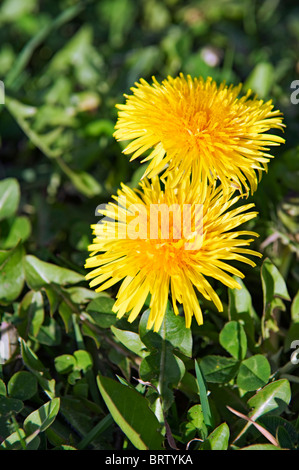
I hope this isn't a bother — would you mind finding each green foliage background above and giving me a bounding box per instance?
[0,0,299,450]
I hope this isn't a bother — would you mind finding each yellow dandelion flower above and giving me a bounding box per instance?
[114,74,285,193]
[85,175,262,332]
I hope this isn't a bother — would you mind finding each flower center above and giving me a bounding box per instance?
[131,205,204,274]
[188,110,209,135]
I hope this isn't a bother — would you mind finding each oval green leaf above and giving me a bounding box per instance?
[139,306,192,357]
[0,178,20,221]
[219,321,247,360]
[8,371,38,401]
[24,398,60,434]
[0,396,23,416]
[86,296,117,328]
[0,216,31,249]
[237,355,271,392]
[200,355,239,384]
[54,354,76,374]
[97,374,163,450]
[248,379,291,420]
[261,258,290,305]
[24,255,84,290]
[111,326,145,357]
[0,244,25,302]
[201,422,230,450]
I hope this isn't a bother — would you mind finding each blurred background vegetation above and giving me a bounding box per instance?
[0,0,299,450]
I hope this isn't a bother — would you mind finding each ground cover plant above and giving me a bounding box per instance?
[0,0,299,451]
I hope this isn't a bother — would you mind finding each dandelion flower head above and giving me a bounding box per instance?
[114,74,285,193]
[85,175,262,331]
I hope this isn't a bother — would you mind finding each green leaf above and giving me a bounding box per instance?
[97,375,163,450]
[73,350,93,372]
[248,379,291,420]
[0,396,23,416]
[261,258,290,339]
[24,398,60,434]
[18,290,44,338]
[258,415,298,448]
[199,355,239,383]
[228,277,257,317]
[219,321,247,360]
[84,119,114,137]
[86,296,117,328]
[139,306,192,357]
[237,355,271,392]
[0,215,31,249]
[0,428,40,450]
[0,178,20,221]
[20,339,56,399]
[244,62,275,98]
[139,308,187,414]
[20,338,49,375]
[187,404,205,431]
[54,354,76,374]
[7,371,38,401]
[44,286,60,317]
[178,371,201,400]
[24,254,84,289]
[73,383,89,398]
[194,360,212,429]
[0,379,6,396]
[240,444,283,450]
[63,169,103,198]
[261,258,290,304]
[111,326,146,357]
[228,277,258,346]
[80,316,101,349]
[291,290,299,322]
[35,316,61,346]
[58,300,73,332]
[63,286,98,304]
[76,414,114,450]
[0,243,25,302]
[59,395,96,437]
[276,424,295,450]
[228,381,291,444]
[0,0,37,22]
[67,370,81,385]
[201,422,230,450]
[140,348,185,397]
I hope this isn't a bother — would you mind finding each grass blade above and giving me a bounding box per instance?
[194,359,213,429]
[77,414,114,450]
